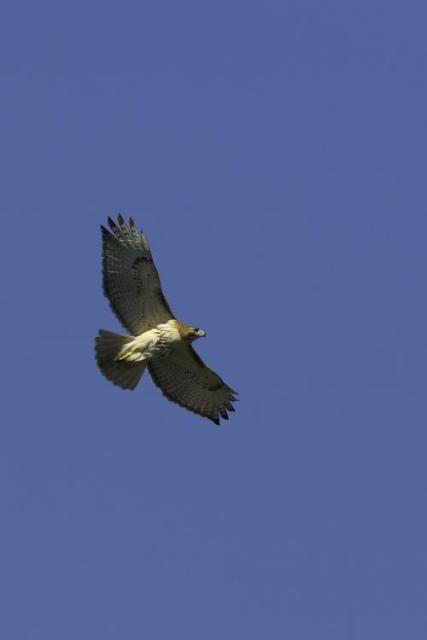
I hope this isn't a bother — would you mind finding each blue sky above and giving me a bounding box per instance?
[2,1,427,638]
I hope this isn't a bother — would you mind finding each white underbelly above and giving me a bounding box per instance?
[117,321,180,363]
[117,328,162,363]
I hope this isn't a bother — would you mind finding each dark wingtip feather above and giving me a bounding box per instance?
[211,416,220,426]
[220,409,229,420]
[117,213,125,227]
[108,216,118,231]
[129,216,136,228]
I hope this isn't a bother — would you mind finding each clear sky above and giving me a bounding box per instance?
[2,1,427,638]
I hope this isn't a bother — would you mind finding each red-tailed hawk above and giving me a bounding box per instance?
[95,215,237,425]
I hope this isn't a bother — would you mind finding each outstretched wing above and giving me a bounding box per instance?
[148,344,238,425]
[101,215,174,335]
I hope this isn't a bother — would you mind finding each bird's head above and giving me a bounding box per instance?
[177,322,206,342]
[187,326,206,342]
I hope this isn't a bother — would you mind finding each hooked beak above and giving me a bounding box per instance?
[196,329,206,338]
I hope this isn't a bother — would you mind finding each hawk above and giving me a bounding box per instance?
[95,215,237,425]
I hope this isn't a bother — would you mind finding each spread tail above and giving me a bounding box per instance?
[95,330,146,390]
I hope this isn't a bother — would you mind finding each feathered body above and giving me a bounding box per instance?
[116,320,181,363]
[95,215,237,425]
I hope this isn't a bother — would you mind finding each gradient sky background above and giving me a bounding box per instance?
[2,1,427,638]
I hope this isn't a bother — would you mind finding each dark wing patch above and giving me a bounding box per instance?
[148,344,238,425]
[101,215,174,335]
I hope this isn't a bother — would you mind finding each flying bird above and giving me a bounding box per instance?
[95,215,237,425]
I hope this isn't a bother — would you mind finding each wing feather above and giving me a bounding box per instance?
[101,215,174,335]
[148,344,237,425]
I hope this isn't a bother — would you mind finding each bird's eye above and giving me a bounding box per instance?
[194,327,199,333]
